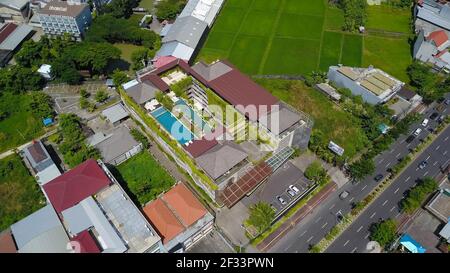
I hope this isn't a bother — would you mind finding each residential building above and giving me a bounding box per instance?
[122,79,161,105]
[415,0,450,33]
[0,229,17,253]
[143,183,214,252]
[327,65,404,105]
[439,222,450,242]
[87,125,143,166]
[425,188,450,223]
[21,140,61,186]
[0,0,31,23]
[388,87,423,120]
[178,0,225,27]
[38,1,92,41]
[41,159,163,253]
[0,22,34,67]
[413,29,450,71]
[101,103,130,126]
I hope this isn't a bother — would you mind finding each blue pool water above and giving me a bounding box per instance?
[151,107,194,145]
[175,100,212,134]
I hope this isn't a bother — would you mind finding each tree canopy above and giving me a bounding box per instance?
[247,202,275,233]
[305,161,330,185]
[155,0,187,21]
[340,0,368,31]
[370,218,397,247]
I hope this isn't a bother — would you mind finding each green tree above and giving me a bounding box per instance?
[401,177,438,213]
[349,157,375,181]
[29,92,54,119]
[51,55,82,85]
[130,128,150,149]
[79,96,90,109]
[95,89,109,103]
[370,219,397,247]
[80,89,89,98]
[340,0,368,31]
[156,91,174,111]
[305,161,330,185]
[131,48,154,71]
[0,65,45,93]
[247,202,275,233]
[112,69,129,87]
[104,0,139,18]
[156,0,187,21]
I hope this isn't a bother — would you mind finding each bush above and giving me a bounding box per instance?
[370,219,397,247]
[247,202,275,234]
[130,128,150,149]
[95,89,109,103]
[305,161,330,185]
[401,177,438,213]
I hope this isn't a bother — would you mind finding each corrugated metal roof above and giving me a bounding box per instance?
[162,16,207,49]
[101,103,129,124]
[0,24,33,51]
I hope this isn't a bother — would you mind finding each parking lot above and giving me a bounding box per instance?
[242,161,314,213]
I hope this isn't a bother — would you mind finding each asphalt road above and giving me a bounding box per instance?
[327,124,450,253]
[269,101,449,253]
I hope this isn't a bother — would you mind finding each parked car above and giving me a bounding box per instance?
[277,196,287,205]
[287,189,296,197]
[289,185,300,193]
[406,135,415,144]
[374,174,384,182]
[339,191,349,200]
[413,128,422,137]
[418,160,428,169]
[421,118,429,127]
[430,112,439,120]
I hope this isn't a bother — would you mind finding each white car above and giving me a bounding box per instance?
[413,128,422,136]
[289,185,300,193]
[421,119,429,127]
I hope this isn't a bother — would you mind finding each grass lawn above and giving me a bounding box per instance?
[324,6,344,31]
[366,5,412,33]
[114,151,175,205]
[0,154,45,231]
[363,36,412,82]
[255,79,368,158]
[138,0,153,10]
[319,31,343,71]
[114,43,146,63]
[0,93,44,154]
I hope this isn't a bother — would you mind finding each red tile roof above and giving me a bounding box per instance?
[143,199,185,244]
[184,137,218,158]
[162,183,207,226]
[0,23,18,44]
[140,74,170,92]
[153,56,177,68]
[71,230,101,253]
[43,159,111,213]
[0,230,17,253]
[427,30,449,47]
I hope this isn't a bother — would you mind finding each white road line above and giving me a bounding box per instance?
[321,222,328,229]
[394,187,400,194]
[396,152,401,158]
[343,240,350,247]
[356,225,364,233]
[378,158,384,164]
[445,136,449,141]
[329,204,335,210]
[395,213,401,218]
[390,206,396,212]
[426,155,431,160]
[382,200,388,206]
[406,143,411,148]
[306,236,314,243]
[424,171,429,177]
[386,162,391,168]
[300,230,307,237]
[370,212,376,219]
[349,197,355,203]
[364,233,370,239]
[361,185,367,192]
[436,145,441,151]
[351,247,358,253]
[444,150,448,156]
[433,161,439,166]
[405,176,411,182]
[400,139,405,144]
[389,149,395,154]
[314,217,322,223]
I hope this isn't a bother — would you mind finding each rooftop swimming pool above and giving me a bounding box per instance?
[174,100,212,135]
[151,107,194,145]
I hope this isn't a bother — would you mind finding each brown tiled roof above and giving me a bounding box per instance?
[0,23,17,44]
[27,141,48,164]
[162,183,207,227]
[184,137,218,158]
[0,229,17,253]
[140,74,170,92]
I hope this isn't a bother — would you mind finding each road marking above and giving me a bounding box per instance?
[426,155,431,160]
[434,161,439,166]
[321,222,328,229]
[314,216,322,223]
[436,145,441,151]
[396,152,401,158]
[395,213,401,218]
[386,162,391,168]
[444,150,448,156]
[300,230,307,237]
[343,240,350,247]
[405,176,411,182]
[394,187,400,194]
[351,247,358,253]
[306,236,314,243]
[390,206,396,212]
[361,185,367,192]
[370,212,376,219]
[378,158,384,164]
[407,143,411,148]
[424,171,429,177]
[357,225,364,233]
[389,149,395,154]
[400,139,405,144]
[364,233,370,239]
[329,204,335,210]
[382,200,388,206]
[349,197,354,203]
[445,136,449,141]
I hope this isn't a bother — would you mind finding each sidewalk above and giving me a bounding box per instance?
[257,182,337,252]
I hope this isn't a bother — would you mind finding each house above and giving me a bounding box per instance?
[439,221,450,242]
[0,22,34,67]
[425,188,450,223]
[415,0,450,33]
[327,65,404,105]
[87,125,143,166]
[0,0,31,23]
[38,1,92,41]
[413,29,450,71]
[42,159,163,253]
[143,183,214,252]
[122,79,160,105]
[101,103,129,126]
[37,64,53,80]
[10,205,72,253]
[388,87,423,120]
[154,0,225,62]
